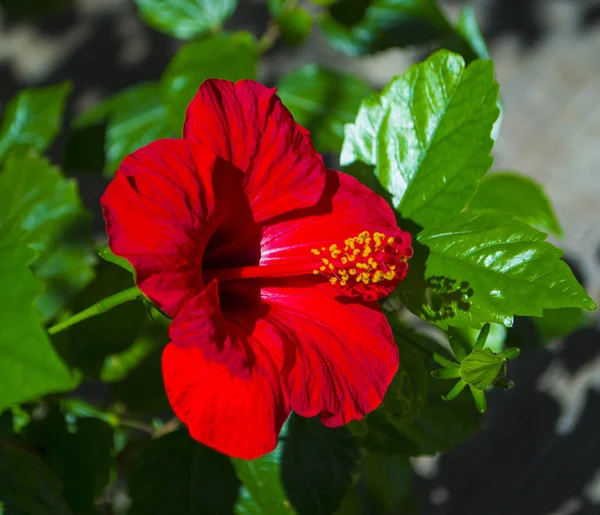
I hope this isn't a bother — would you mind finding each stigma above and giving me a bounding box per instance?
[311,230,413,301]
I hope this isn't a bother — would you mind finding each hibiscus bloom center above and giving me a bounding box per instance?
[203,229,412,302]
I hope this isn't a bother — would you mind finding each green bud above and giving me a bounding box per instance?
[460,349,505,389]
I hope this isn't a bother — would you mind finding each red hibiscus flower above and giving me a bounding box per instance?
[101,79,413,459]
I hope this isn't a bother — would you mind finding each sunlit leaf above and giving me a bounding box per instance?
[342,50,499,227]
[468,172,563,236]
[134,0,238,39]
[277,65,373,153]
[0,83,70,161]
[400,211,596,329]
[160,32,258,134]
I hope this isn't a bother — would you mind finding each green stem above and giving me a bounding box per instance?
[48,287,142,335]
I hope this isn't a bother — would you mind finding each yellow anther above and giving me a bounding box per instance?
[387,237,395,244]
[329,244,338,252]
[312,270,319,275]
[383,271,396,280]
[341,257,348,264]
[362,246,372,258]
[328,263,335,270]
[331,249,342,258]
[322,258,329,265]
[359,231,370,239]
[349,268,357,275]
[330,277,338,285]
[311,249,321,256]
[320,266,326,272]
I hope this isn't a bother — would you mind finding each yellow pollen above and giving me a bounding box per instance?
[310,229,411,299]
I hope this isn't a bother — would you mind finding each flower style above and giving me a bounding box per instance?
[101,79,413,459]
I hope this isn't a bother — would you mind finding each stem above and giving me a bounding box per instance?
[48,287,143,335]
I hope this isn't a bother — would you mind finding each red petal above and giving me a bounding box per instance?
[163,281,289,459]
[183,79,326,222]
[260,169,412,299]
[101,139,246,316]
[262,282,399,426]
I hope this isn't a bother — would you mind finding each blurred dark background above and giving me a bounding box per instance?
[2,1,600,514]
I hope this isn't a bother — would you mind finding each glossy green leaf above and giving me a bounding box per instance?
[160,32,258,134]
[134,0,237,39]
[277,65,373,153]
[128,430,240,515]
[233,442,292,514]
[0,83,70,161]
[455,5,489,60]
[277,8,313,46]
[281,414,360,514]
[0,446,71,515]
[23,409,114,515]
[75,82,171,177]
[321,0,450,56]
[401,211,596,330]
[468,172,563,236]
[342,50,499,227]
[0,245,75,410]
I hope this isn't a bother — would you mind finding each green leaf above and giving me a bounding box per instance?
[276,65,373,153]
[468,172,563,236]
[0,446,71,515]
[160,32,258,134]
[342,50,500,227]
[0,154,81,252]
[364,372,481,456]
[455,5,489,60]
[23,409,114,515]
[0,82,70,161]
[267,0,286,16]
[379,339,428,428]
[0,245,75,411]
[281,414,360,514]
[75,82,171,177]
[233,443,293,515]
[534,307,590,340]
[361,453,414,514]
[127,430,240,515]
[134,0,238,39]
[453,323,507,353]
[400,211,596,330]
[321,0,451,56]
[277,8,313,46]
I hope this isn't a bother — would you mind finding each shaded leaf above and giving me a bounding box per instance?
[277,65,373,153]
[534,307,590,340]
[24,409,114,515]
[0,83,70,162]
[128,430,240,515]
[468,172,563,236]
[321,0,450,56]
[400,211,596,329]
[75,82,171,177]
[342,50,499,227]
[0,446,71,515]
[134,0,238,39]
[160,32,258,134]
[379,339,428,428]
[281,414,360,514]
